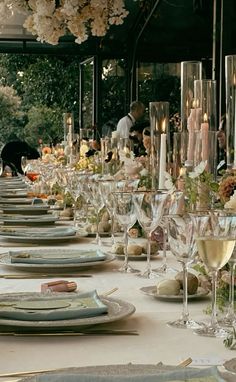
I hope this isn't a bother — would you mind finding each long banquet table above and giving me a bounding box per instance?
[0,234,235,378]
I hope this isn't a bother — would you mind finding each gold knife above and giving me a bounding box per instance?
[0,329,139,336]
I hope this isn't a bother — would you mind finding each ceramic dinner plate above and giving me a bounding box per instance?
[140,285,209,302]
[0,292,135,329]
[0,250,115,270]
[0,290,108,321]
[9,248,107,264]
[0,214,58,226]
[0,226,79,243]
[0,197,33,205]
[0,191,28,198]
[1,205,49,215]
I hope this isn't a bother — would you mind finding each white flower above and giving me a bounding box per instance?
[225,190,236,210]
[188,161,207,179]
[3,0,129,45]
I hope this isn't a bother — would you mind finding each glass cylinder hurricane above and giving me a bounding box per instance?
[225,55,236,169]
[181,61,202,131]
[194,80,217,131]
[63,112,74,146]
[149,102,169,189]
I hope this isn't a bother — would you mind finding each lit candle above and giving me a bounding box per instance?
[201,113,209,163]
[177,167,186,191]
[158,119,167,189]
[187,110,195,163]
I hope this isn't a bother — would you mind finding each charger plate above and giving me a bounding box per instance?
[0,250,115,270]
[140,286,209,302]
[0,293,135,329]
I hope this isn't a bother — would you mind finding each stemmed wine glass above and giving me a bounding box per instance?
[21,156,28,174]
[0,158,3,177]
[191,211,236,337]
[154,190,185,275]
[167,213,199,329]
[112,191,138,273]
[133,190,169,278]
[98,178,116,245]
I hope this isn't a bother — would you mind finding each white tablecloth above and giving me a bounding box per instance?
[0,236,234,375]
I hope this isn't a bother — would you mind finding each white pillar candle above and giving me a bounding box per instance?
[200,113,209,163]
[187,109,195,163]
[158,121,167,189]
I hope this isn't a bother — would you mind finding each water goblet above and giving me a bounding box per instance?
[191,211,236,337]
[167,214,199,329]
[112,191,138,273]
[153,190,185,275]
[0,158,3,177]
[133,190,169,278]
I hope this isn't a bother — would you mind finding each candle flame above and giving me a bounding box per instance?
[162,119,166,133]
[234,74,236,86]
[67,117,72,125]
[203,113,208,122]
[192,100,196,108]
[179,168,186,177]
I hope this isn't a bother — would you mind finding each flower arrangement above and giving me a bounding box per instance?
[1,0,129,45]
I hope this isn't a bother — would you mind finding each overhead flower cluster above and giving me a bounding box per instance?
[1,0,129,45]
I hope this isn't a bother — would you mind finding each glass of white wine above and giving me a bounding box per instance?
[191,211,236,337]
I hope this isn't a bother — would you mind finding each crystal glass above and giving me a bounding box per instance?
[191,211,236,337]
[194,79,217,131]
[225,55,236,169]
[167,214,199,329]
[133,190,169,278]
[0,158,3,177]
[154,190,185,275]
[112,191,138,273]
[218,254,236,327]
[98,178,116,245]
[181,61,202,132]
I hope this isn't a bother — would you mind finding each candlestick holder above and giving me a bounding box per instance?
[194,79,217,131]
[149,102,169,189]
[181,61,202,131]
[225,54,236,169]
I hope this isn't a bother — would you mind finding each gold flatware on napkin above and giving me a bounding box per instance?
[178,357,193,367]
[0,273,92,278]
[0,329,139,337]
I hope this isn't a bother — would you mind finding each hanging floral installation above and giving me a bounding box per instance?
[0,0,129,45]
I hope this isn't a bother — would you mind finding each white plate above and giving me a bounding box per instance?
[1,205,49,215]
[0,251,115,270]
[0,215,58,226]
[116,253,159,261]
[0,293,135,329]
[140,285,209,302]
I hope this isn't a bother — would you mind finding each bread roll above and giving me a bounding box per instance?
[111,243,124,255]
[175,272,199,295]
[127,244,143,256]
[156,279,180,295]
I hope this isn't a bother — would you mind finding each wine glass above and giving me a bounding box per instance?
[0,158,3,177]
[154,190,185,275]
[21,156,27,174]
[98,178,116,245]
[167,214,199,329]
[191,211,236,337]
[133,190,169,278]
[112,191,138,273]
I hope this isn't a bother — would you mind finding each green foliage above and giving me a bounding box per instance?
[24,105,63,147]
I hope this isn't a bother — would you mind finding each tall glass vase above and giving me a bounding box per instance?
[225,55,236,169]
[149,102,169,189]
[181,61,202,132]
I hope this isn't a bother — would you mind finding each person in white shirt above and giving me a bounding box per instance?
[116,101,145,138]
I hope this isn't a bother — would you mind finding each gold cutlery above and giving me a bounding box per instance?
[0,329,139,337]
[101,287,118,297]
[178,357,193,367]
[0,366,88,378]
[0,273,93,278]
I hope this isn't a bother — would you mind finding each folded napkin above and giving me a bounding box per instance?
[0,290,108,321]
[10,249,106,264]
[17,366,225,382]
